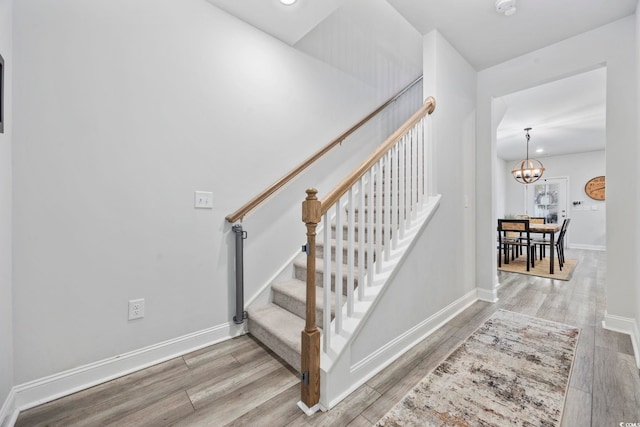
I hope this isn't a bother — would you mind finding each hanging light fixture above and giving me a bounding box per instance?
[512,127,545,184]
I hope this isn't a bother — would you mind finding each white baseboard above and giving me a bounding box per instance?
[477,287,499,303]
[350,288,478,375]
[2,321,245,426]
[567,243,606,251]
[602,312,640,369]
[325,289,479,409]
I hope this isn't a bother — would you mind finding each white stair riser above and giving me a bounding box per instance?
[330,223,389,242]
[348,208,406,224]
[315,242,374,267]
[294,263,360,296]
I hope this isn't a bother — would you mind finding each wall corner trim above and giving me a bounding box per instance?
[602,312,640,369]
[0,387,18,427]
[476,287,499,303]
[7,321,245,424]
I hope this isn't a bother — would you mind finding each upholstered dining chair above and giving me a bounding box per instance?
[497,219,535,271]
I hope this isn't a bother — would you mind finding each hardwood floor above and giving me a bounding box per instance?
[15,249,640,426]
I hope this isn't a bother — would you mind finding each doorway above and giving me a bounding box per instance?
[525,177,568,226]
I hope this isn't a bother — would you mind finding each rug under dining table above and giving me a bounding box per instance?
[498,253,577,281]
[375,310,580,427]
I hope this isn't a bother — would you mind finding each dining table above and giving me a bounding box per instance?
[529,223,561,274]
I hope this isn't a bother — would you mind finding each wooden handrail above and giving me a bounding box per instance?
[225,76,424,223]
[320,96,436,214]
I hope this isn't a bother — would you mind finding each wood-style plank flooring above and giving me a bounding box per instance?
[15,249,640,426]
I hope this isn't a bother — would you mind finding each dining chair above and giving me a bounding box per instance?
[556,218,571,268]
[528,217,546,259]
[533,218,571,270]
[497,219,535,271]
[512,215,530,256]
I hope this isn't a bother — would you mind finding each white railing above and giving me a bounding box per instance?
[300,97,436,408]
[320,113,431,353]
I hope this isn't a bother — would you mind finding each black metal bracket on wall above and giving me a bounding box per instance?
[232,224,248,324]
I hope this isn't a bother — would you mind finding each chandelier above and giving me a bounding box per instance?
[512,127,545,184]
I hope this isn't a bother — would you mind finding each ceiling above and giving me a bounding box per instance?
[496,67,607,161]
[207,0,636,70]
[206,0,344,46]
[206,0,635,159]
[386,0,636,71]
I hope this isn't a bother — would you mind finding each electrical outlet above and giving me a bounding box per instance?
[128,298,145,320]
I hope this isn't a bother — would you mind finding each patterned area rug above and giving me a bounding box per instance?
[376,310,580,427]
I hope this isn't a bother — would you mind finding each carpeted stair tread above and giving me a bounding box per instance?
[247,303,306,372]
[272,279,336,325]
[246,178,394,375]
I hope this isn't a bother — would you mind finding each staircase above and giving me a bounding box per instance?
[235,96,438,411]
[247,216,371,372]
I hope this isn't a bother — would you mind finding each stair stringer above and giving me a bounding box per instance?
[317,194,476,410]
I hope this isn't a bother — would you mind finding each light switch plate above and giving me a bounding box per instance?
[195,191,213,209]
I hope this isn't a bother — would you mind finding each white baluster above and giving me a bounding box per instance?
[418,119,424,207]
[334,201,343,334]
[323,212,331,352]
[375,160,383,274]
[407,129,414,228]
[366,169,374,286]
[347,188,355,317]
[358,177,365,301]
[426,115,433,197]
[412,126,418,220]
[399,136,406,239]
[392,144,399,250]
[384,152,391,261]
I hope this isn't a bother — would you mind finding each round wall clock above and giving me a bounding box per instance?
[585,176,605,200]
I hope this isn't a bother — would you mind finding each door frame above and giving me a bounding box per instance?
[524,175,570,244]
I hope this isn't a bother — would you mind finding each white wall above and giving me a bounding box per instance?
[500,171,525,217]
[495,157,508,220]
[477,17,637,320]
[295,0,423,94]
[348,30,477,366]
[0,0,13,413]
[502,150,606,249]
[11,0,421,387]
